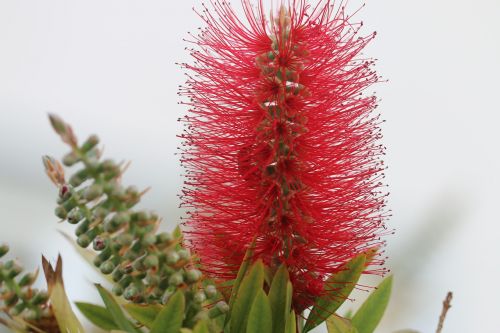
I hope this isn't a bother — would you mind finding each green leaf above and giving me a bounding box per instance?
[304,254,366,332]
[284,310,296,333]
[230,259,264,333]
[150,289,185,333]
[351,275,393,333]
[225,240,256,326]
[268,264,292,333]
[42,256,84,333]
[75,302,119,331]
[95,284,141,333]
[326,315,358,333]
[123,303,162,329]
[193,320,210,333]
[246,289,273,333]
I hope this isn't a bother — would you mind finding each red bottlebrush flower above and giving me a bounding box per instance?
[180,0,389,311]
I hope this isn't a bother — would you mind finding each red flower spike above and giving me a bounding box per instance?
[180,0,389,312]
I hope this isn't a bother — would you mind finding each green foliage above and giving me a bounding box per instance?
[96,284,141,333]
[247,290,272,333]
[304,254,367,332]
[326,315,358,333]
[268,265,293,333]
[123,303,161,328]
[351,276,393,333]
[75,302,119,331]
[150,290,185,333]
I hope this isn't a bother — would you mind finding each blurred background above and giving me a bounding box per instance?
[0,0,499,332]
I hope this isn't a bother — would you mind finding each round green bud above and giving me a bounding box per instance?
[132,259,145,272]
[92,237,107,251]
[177,249,190,260]
[113,212,130,226]
[118,275,132,288]
[7,260,23,278]
[112,284,124,296]
[92,206,108,219]
[0,243,9,258]
[117,233,134,246]
[93,255,103,267]
[142,234,156,247]
[208,301,229,319]
[67,208,83,224]
[9,303,25,316]
[144,255,159,269]
[185,269,202,283]
[100,260,115,274]
[41,307,52,318]
[166,251,180,265]
[32,291,49,305]
[204,285,217,298]
[23,308,39,321]
[62,152,79,166]
[81,134,99,153]
[54,206,67,219]
[134,211,149,222]
[123,285,139,300]
[112,268,124,282]
[216,301,229,313]
[84,183,103,201]
[168,273,184,286]
[77,234,91,248]
[75,220,89,236]
[145,274,160,286]
[120,263,134,274]
[69,169,88,187]
[18,272,36,287]
[156,232,172,245]
[194,291,206,304]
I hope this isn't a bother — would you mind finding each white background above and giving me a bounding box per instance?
[1,0,499,332]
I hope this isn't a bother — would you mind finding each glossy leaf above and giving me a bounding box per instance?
[247,289,272,333]
[304,254,366,332]
[150,289,185,333]
[193,320,210,333]
[351,276,393,333]
[230,259,264,333]
[123,303,161,329]
[268,264,292,333]
[95,284,141,333]
[326,315,358,333]
[284,310,296,333]
[75,302,119,331]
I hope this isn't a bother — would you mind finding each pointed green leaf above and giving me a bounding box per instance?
[150,289,185,333]
[193,320,210,333]
[123,303,162,329]
[326,315,358,333]
[351,276,393,333]
[304,254,366,332]
[284,310,296,333]
[246,289,272,333]
[225,240,256,326]
[268,264,292,333]
[75,302,119,330]
[230,259,264,333]
[95,284,141,333]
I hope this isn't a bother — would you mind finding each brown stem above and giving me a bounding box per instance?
[436,291,453,333]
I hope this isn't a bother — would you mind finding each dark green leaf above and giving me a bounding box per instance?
[326,315,358,333]
[304,254,366,332]
[75,302,119,331]
[351,276,393,333]
[246,289,272,333]
[123,303,161,329]
[150,289,185,333]
[268,264,292,333]
[230,259,264,333]
[95,284,141,333]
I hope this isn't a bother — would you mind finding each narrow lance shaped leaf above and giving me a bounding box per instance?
[268,264,292,333]
[150,289,185,333]
[284,310,296,333]
[95,284,141,333]
[75,302,119,331]
[42,255,84,333]
[230,259,264,333]
[123,303,162,329]
[326,315,358,333]
[246,289,273,333]
[351,275,393,333]
[304,254,366,332]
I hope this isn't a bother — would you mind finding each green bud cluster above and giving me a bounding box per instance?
[0,244,53,322]
[45,115,222,324]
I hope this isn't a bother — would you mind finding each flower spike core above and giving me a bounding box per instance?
[181,0,389,312]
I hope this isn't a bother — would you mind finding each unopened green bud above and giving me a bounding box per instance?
[144,255,159,269]
[100,260,115,274]
[23,308,40,321]
[112,268,124,282]
[84,183,103,201]
[94,248,111,267]
[204,285,217,298]
[69,169,88,187]
[194,291,206,304]
[81,135,99,153]
[0,244,9,258]
[9,303,26,316]
[112,212,130,226]
[6,260,23,278]
[62,152,79,166]
[67,208,83,224]
[54,206,67,219]
[77,234,91,248]
[123,285,139,300]
[75,219,90,236]
[156,232,173,245]
[132,259,145,272]
[32,291,49,305]
[112,284,124,296]
[166,251,180,265]
[168,272,184,286]
[93,237,107,251]
[117,233,134,246]
[142,233,156,247]
[58,184,73,201]
[208,301,229,318]
[145,274,160,286]
[18,272,36,287]
[177,249,190,260]
[185,269,202,283]
[118,275,132,288]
